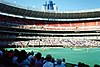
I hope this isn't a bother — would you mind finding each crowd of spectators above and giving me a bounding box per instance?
[14,37,99,47]
[0,48,67,67]
[0,37,100,47]
[0,48,100,67]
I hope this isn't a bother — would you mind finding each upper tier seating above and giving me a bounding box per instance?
[0,15,100,31]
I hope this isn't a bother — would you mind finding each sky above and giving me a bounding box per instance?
[5,0,100,11]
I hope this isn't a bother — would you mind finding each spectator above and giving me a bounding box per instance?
[55,59,66,67]
[16,50,30,67]
[62,58,66,66]
[43,54,54,67]
[34,52,43,67]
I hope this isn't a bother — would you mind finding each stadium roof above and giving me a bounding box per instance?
[0,0,100,19]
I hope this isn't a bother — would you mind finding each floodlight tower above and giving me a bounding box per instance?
[48,0,55,10]
[43,1,48,10]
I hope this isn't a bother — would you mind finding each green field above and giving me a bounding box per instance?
[6,47,100,67]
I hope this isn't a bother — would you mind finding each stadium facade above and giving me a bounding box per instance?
[0,0,100,47]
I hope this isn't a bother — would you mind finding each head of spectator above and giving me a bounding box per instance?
[94,64,100,67]
[57,59,62,65]
[36,52,42,61]
[46,54,52,61]
[14,49,19,57]
[62,58,65,62]
[17,50,27,63]
[51,57,55,63]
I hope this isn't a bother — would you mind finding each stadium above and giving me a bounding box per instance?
[0,0,100,67]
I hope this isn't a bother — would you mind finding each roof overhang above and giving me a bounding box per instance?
[0,1,100,19]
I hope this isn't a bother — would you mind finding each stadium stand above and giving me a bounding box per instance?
[1,0,100,66]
